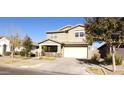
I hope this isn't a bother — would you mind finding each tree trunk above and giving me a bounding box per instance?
[11,51,14,63]
[112,45,116,72]
[110,46,112,54]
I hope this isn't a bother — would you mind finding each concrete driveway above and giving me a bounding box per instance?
[28,58,90,75]
[0,57,90,75]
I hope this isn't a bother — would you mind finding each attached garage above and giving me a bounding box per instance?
[64,45,88,59]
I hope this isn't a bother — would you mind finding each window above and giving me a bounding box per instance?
[51,34,57,39]
[75,32,79,37]
[54,35,57,39]
[51,35,53,39]
[80,32,84,37]
[75,31,84,37]
[42,46,57,52]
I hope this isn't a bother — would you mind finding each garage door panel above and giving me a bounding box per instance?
[64,47,87,59]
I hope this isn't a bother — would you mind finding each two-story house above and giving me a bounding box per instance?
[38,24,90,59]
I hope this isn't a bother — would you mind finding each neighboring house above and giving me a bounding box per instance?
[39,24,91,59]
[15,46,24,52]
[31,42,39,54]
[0,37,11,55]
[15,42,39,55]
[91,41,109,58]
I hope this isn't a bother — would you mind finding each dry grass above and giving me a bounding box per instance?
[111,70,124,75]
[39,56,56,61]
[105,70,124,75]
[87,67,104,75]
[0,56,41,67]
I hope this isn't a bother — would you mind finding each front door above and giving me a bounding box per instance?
[3,44,7,55]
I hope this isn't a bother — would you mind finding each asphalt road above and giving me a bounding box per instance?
[0,65,70,75]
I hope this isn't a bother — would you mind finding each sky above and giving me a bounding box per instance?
[0,17,85,42]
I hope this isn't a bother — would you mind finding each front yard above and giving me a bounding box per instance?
[0,56,57,66]
[0,56,124,75]
[81,59,124,75]
[0,56,89,75]
[0,56,41,67]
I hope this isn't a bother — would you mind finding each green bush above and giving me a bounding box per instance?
[30,53,36,57]
[105,54,112,65]
[91,53,100,63]
[4,52,11,56]
[14,51,20,55]
[105,53,123,65]
[20,50,25,56]
[115,54,123,65]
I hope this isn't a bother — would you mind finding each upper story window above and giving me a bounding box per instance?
[51,34,58,39]
[75,32,79,37]
[75,31,84,37]
[80,32,84,37]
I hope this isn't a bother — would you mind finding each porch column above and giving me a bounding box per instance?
[38,44,42,58]
[57,45,61,53]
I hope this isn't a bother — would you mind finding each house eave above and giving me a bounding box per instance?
[38,39,62,44]
[46,24,85,34]
[64,43,88,47]
[46,31,67,34]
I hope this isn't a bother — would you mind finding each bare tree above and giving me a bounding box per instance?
[9,32,21,62]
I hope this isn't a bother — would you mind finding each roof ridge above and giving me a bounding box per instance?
[59,25,72,31]
[46,24,85,34]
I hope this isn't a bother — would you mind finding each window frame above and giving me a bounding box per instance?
[75,32,79,37]
[51,34,58,39]
[42,46,58,52]
[80,32,84,37]
[75,31,84,37]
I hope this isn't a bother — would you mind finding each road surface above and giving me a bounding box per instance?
[0,65,70,75]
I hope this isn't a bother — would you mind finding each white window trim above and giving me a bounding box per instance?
[75,31,85,37]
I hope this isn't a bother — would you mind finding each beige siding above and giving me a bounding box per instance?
[47,33,68,43]
[67,26,86,42]
[47,26,86,43]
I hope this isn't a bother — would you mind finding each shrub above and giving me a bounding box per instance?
[30,53,36,57]
[105,53,123,65]
[14,51,20,55]
[20,50,25,56]
[91,53,100,64]
[115,54,123,65]
[105,54,112,65]
[4,52,11,56]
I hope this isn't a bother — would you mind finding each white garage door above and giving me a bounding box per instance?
[64,47,88,59]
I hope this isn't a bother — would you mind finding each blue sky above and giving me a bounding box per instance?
[0,17,85,42]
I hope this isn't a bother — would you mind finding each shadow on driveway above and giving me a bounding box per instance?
[77,59,113,72]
